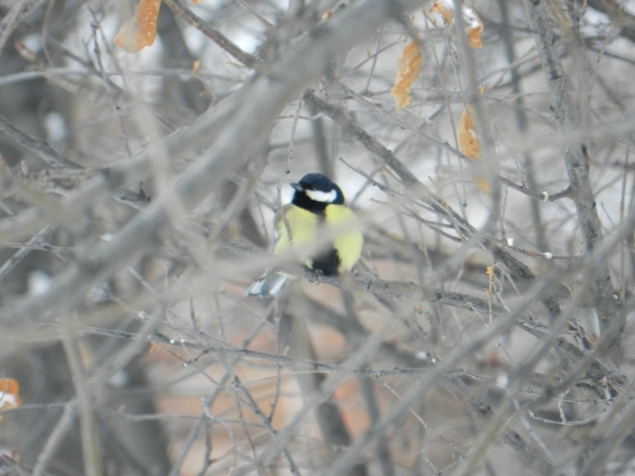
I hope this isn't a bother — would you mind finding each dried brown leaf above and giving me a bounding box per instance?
[115,0,162,53]
[459,105,489,194]
[429,0,454,25]
[429,0,484,49]
[0,378,22,413]
[391,41,422,110]
[464,7,484,48]
[459,106,479,160]
[474,176,490,194]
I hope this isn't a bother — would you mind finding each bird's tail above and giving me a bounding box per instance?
[244,270,288,298]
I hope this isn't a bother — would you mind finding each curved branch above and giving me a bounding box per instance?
[0,0,427,322]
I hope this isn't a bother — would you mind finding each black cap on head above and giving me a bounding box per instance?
[291,173,344,208]
[298,173,334,188]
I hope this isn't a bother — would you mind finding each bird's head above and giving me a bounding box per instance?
[291,173,344,208]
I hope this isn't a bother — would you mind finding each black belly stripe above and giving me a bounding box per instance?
[288,198,342,275]
[311,247,341,276]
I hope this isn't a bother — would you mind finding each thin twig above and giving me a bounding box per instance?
[0,114,84,170]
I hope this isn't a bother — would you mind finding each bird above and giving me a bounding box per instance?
[245,173,364,298]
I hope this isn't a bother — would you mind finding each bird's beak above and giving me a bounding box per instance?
[290,183,303,192]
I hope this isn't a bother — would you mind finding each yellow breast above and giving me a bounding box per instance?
[324,204,363,272]
[273,204,363,273]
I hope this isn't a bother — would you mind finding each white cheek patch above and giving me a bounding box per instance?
[305,189,337,203]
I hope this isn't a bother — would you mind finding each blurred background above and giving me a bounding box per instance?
[0,0,634,474]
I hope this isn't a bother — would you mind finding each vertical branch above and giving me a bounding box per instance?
[278,306,368,476]
[358,376,394,476]
[61,322,102,476]
[308,102,333,178]
[523,0,619,336]
[497,0,548,252]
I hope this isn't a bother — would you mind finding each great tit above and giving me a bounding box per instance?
[245,173,364,298]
